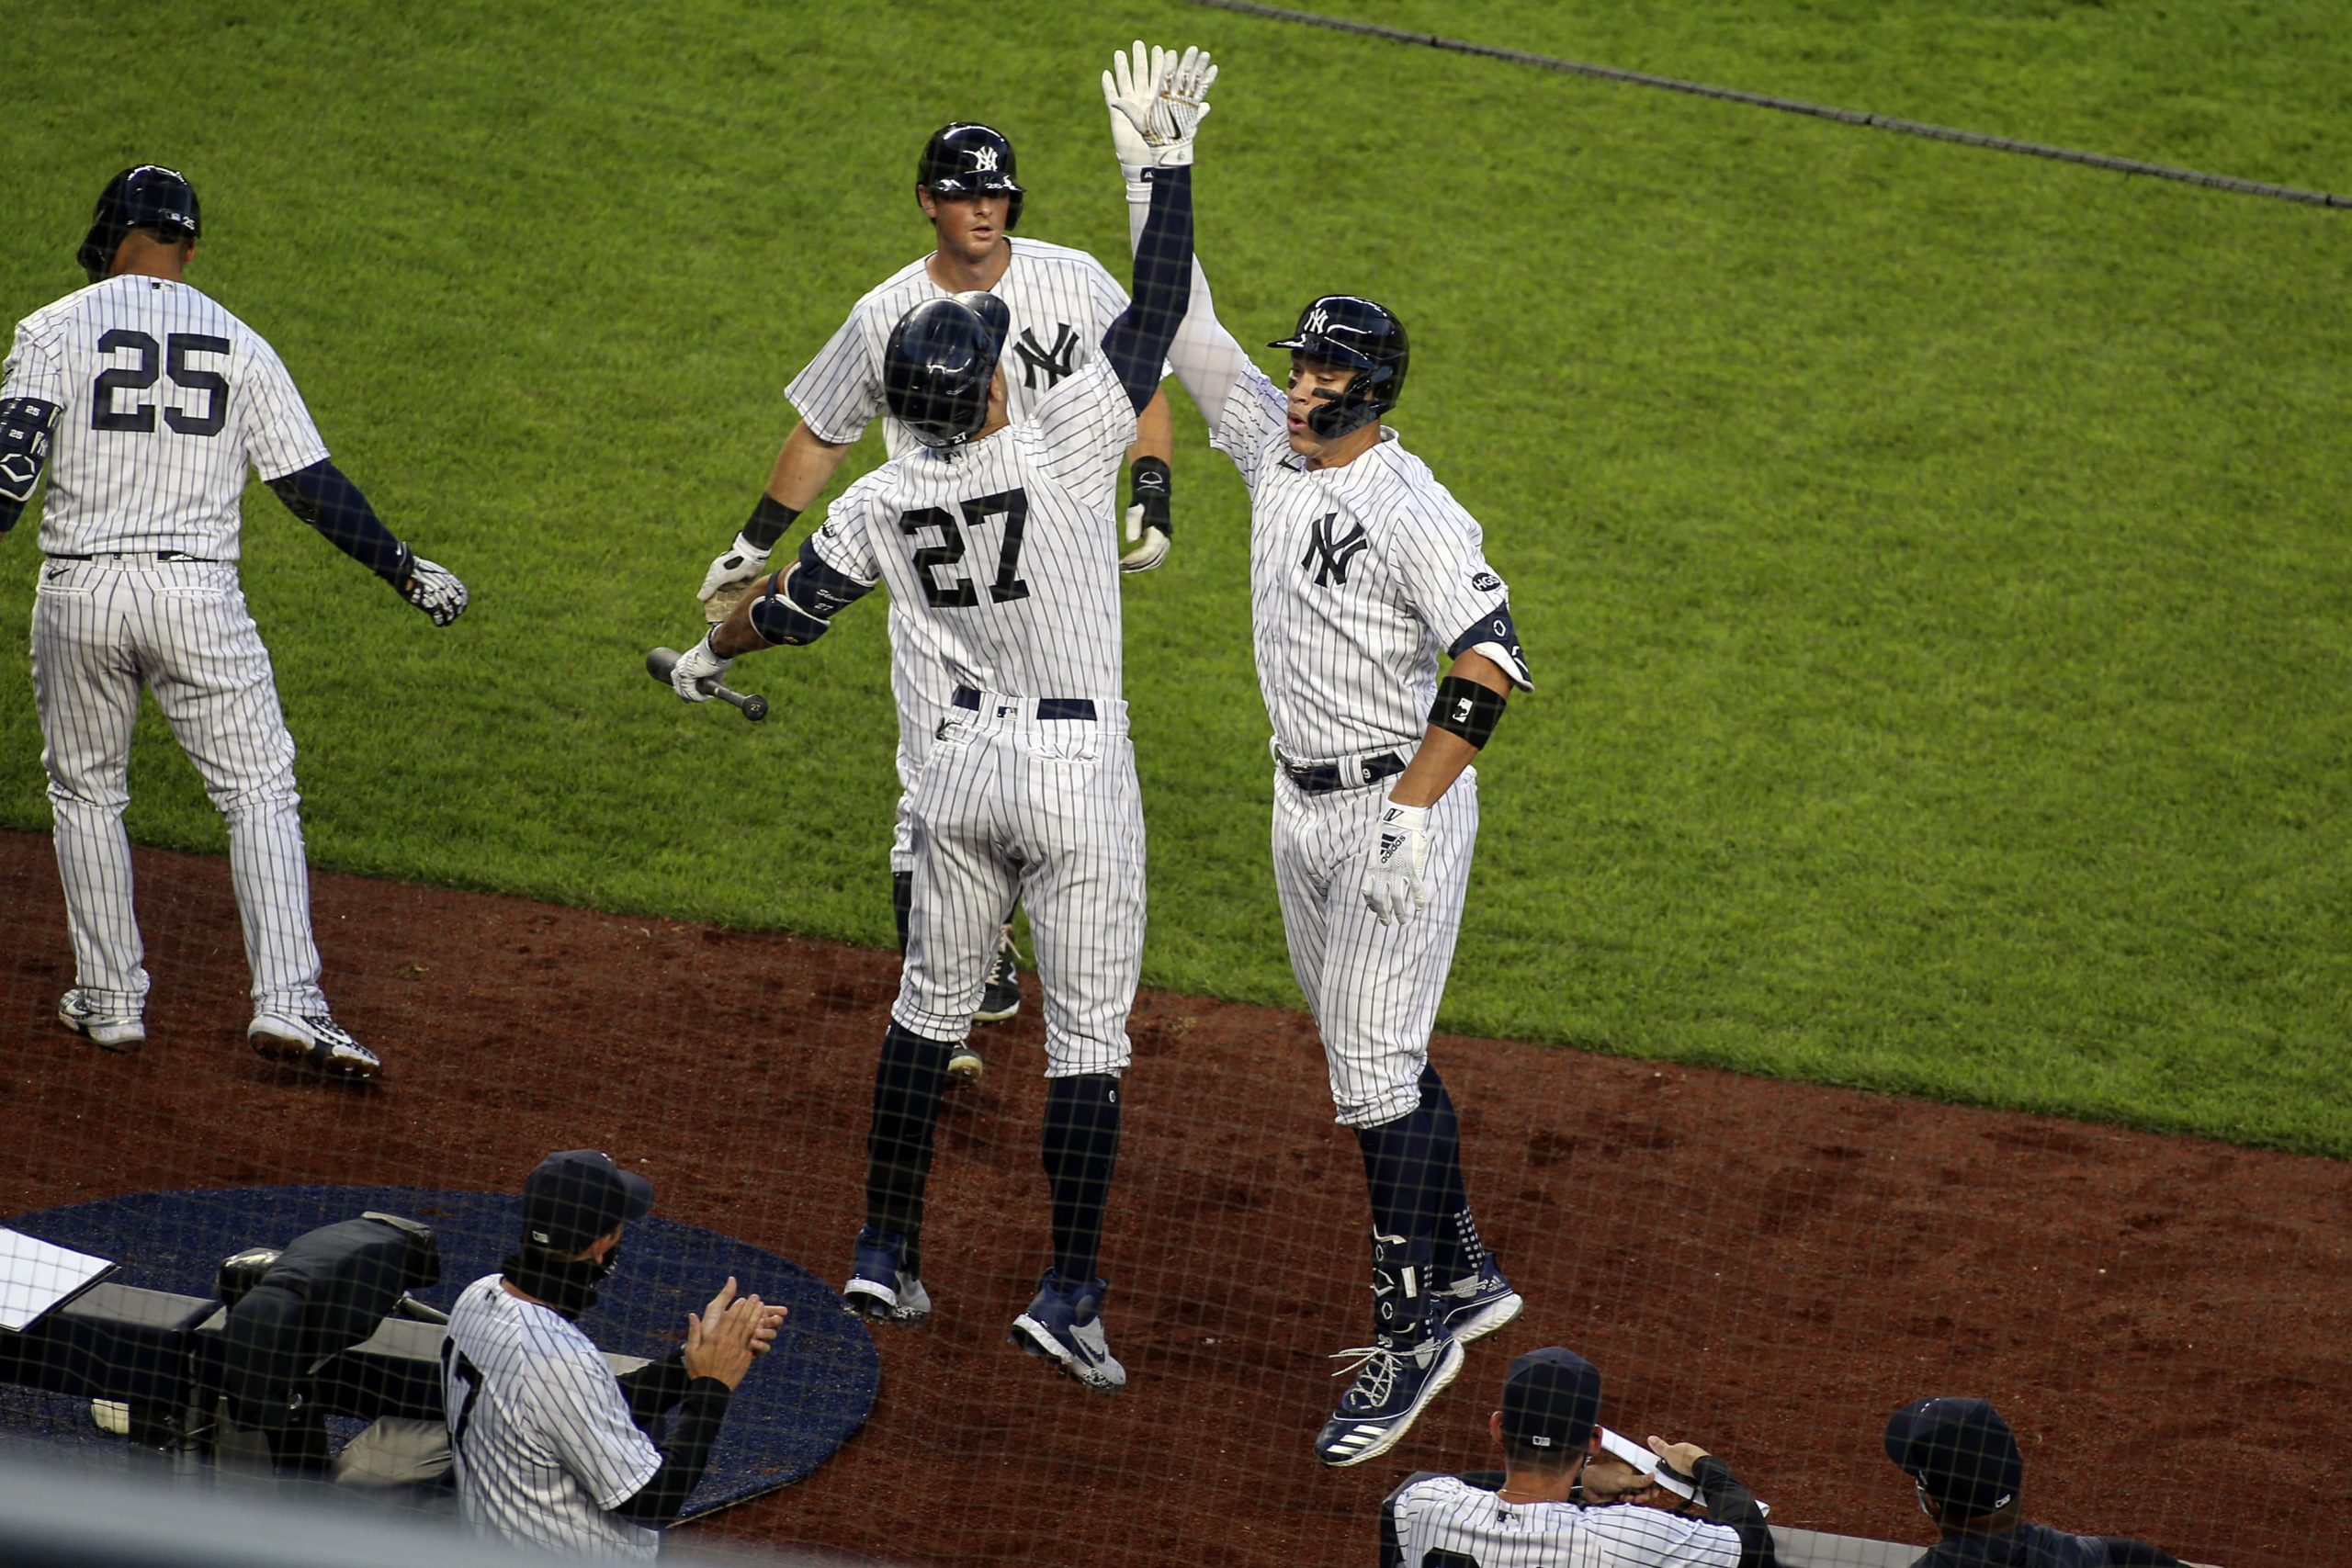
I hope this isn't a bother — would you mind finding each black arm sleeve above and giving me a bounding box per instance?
[2098,1540,2186,1567]
[1692,1455,1778,1568]
[605,1376,732,1525]
[1100,166,1193,414]
[264,458,411,581]
[613,1347,692,1430]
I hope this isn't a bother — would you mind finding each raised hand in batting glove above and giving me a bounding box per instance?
[397,557,469,627]
[669,632,731,704]
[698,531,772,626]
[1121,458,1172,571]
[1360,798,1430,926]
[1103,41,1215,168]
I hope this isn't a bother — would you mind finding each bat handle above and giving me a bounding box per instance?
[648,647,765,721]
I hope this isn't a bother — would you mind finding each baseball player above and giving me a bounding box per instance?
[1883,1396,2188,1567]
[1383,1348,1777,1568]
[669,53,1211,1393]
[440,1149,785,1561]
[1,165,468,1079]
[1112,51,1531,1463]
[695,119,1182,1087]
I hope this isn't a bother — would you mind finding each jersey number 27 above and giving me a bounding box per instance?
[899,489,1031,609]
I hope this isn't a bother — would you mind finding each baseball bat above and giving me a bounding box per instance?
[646,647,769,722]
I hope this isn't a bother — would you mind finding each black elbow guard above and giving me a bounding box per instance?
[747,545,875,646]
[1430,675,1507,750]
[0,396,62,531]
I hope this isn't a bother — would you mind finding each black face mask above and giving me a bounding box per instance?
[502,1243,621,1319]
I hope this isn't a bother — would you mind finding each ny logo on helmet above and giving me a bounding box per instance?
[973,146,1000,172]
[1305,306,1330,334]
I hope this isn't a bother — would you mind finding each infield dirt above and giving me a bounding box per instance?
[5,830,2344,1567]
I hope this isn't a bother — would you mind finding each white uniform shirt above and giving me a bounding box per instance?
[440,1274,663,1562]
[1,276,327,558]
[786,237,1132,457]
[1205,363,1532,762]
[808,355,1137,706]
[1387,1473,1747,1568]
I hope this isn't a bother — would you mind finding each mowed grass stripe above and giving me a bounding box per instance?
[2,1,2344,1155]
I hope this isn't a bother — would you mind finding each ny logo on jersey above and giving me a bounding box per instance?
[1305,305,1330,334]
[1302,511,1370,587]
[973,146,1000,172]
[1012,322,1080,390]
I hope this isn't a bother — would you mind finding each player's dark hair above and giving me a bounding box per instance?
[1500,1435,1584,1474]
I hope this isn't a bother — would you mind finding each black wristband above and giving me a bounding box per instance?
[742,493,802,551]
[1430,675,1507,750]
[1129,457,1171,504]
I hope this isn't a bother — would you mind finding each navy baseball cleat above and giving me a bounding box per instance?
[972,924,1023,1026]
[1011,1269,1125,1393]
[1315,1329,1464,1467]
[58,989,144,1054]
[843,1226,932,1324]
[1432,1255,1523,1346]
[248,1011,379,1079]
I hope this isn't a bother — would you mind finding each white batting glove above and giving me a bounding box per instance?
[1103,43,1214,168]
[1153,44,1217,157]
[670,633,730,704]
[1102,40,1159,179]
[1120,503,1171,572]
[1360,799,1430,926]
[698,531,770,619]
[399,558,469,627]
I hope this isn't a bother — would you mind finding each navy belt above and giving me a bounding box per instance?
[49,550,215,562]
[953,686,1096,722]
[1283,751,1406,795]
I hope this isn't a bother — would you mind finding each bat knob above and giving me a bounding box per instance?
[742,694,770,722]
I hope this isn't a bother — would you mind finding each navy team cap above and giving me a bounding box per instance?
[1501,1347,1602,1451]
[1883,1396,2022,1517]
[520,1149,653,1254]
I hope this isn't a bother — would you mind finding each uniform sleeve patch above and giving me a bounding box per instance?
[1470,570,1501,592]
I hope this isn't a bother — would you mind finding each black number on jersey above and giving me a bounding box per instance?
[1421,1551,1480,1568]
[897,489,1032,609]
[440,1337,486,1458]
[89,330,231,436]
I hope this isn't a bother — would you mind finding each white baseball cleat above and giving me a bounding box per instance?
[248,1011,381,1080]
[58,989,145,1054]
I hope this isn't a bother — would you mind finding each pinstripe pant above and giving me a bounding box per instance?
[894,694,1144,1077]
[1273,763,1478,1127]
[31,559,327,1016]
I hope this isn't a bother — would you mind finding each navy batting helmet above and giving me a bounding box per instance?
[918,123,1024,231]
[1270,295,1409,439]
[884,291,1011,449]
[78,164,201,284]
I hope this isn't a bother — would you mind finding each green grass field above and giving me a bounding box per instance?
[5,2,2346,1156]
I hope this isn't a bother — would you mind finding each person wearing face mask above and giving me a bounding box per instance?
[438,1150,784,1561]
[1883,1397,2186,1568]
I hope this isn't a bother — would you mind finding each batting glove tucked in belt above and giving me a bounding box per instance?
[698,531,771,626]
[1360,799,1430,926]
[398,557,469,627]
[670,632,731,703]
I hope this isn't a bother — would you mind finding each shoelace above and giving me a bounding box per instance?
[1329,1344,1405,1408]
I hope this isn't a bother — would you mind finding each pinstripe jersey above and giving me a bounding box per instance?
[1386,1473,1746,1568]
[440,1275,662,1562]
[807,354,1136,705]
[788,238,1139,866]
[787,237,1131,457]
[2,276,327,558]
[1205,367,1532,761]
